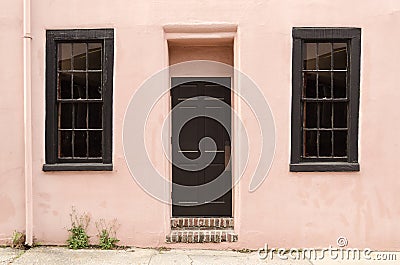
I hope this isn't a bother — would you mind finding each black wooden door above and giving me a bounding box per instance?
[171,78,232,217]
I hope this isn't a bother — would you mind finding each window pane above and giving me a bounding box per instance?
[318,43,331,70]
[304,102,317,128]
[303,43,316,70]
[88,43,102,70]
[333,43,347,70]
[88,72,102,99]
[59,131,72,157]
[333,72,347,98]
[73,73,86,99]
[333,102,347,128]
[303,72,317,98]
[320,102,332,128]
[88,103,102,129]
[89,131,102,157]
[334,130,347,157]
[58,43,72,70]
[74,131,87,157]
[58,72,72,99]
[59,103,72,129]
[319,130,332,156]
[318,72,331,98]
[72,43,86,70]
[74,103,87,129]
[304,130,317,157]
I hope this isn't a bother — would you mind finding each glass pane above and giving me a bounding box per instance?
[318,43,332,70]
[59,131,72,157]
[318,72,331,98]
[333,102,347,128]
[88,72,102,99]
[334,130,347,157]
[88,43,102,70]
[333,43,347,70]
[74,103,87,129]
[73,73,86,99]
[58,72,72,99]
[304,130,317,157]
[74,131,87,157]
[319,130,332,156]
[58,43,72,70]
[89,131,102,157]
[304,102,317,128]
[333,72,347,98]
[303,43,317,70]
[59,103,72,129]
[320,102,332,128]
[303,72,317,98]
[72,43,87,70]
[88,103,102,129]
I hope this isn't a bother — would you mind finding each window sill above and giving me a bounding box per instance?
[43,163,113,171]
[290,162,359,172]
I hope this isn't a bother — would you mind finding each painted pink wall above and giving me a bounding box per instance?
[0,0,26,245]
[1,0,400,250]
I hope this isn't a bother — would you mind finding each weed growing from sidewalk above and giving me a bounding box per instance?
[95,219,120,250]
[11,231,25,249]
[66,207,90,249]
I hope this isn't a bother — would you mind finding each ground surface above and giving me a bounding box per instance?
[0,247,398,264]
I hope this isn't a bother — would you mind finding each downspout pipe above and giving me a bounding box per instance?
[23,0,33,246]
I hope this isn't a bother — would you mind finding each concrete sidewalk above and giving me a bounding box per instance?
[0,247,398,265]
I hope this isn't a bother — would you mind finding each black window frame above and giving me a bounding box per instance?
[290,27,361,172]
[43,29,114,171]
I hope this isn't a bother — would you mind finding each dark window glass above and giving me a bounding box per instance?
[89,131,102,157]
[319,131,332,156]
[303,43,317,70]
[318,43,331,70]
[318,72,331,98]
[56,42,104,158]
[59,103,72,129]
[88,43,102,70]
[333,72,347,98]
[301,41,349,159]
[304,130,317,157]
[88,72,102,99]
[74,131,87,157]
[303,72,317,98]
[58,43,72,70]
[304,102,317,128]
[88,103,102,129]
[72,43,86,70]
[58,72,72,99]
[334,131,347,157]
[320,102,332,128]
[333,102,347,128]
[333,43,347,70]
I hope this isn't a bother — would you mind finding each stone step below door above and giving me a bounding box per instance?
[166,218,238,243]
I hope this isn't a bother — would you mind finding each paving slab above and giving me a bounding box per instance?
[5,247,400,265]
[0,248,24,265]
[12,247,157,265]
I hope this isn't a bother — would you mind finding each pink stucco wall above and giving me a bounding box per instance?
[0,0,26,244]
[1,0,400,250]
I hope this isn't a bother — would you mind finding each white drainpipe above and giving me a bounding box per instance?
[23,0,33,246]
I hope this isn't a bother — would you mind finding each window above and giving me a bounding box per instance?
[290,28,361,172]
[43,29,114,171]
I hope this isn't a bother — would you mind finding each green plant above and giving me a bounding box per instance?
[11,231,25,249]
[96,219,120,250]
[66,207,90,249]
